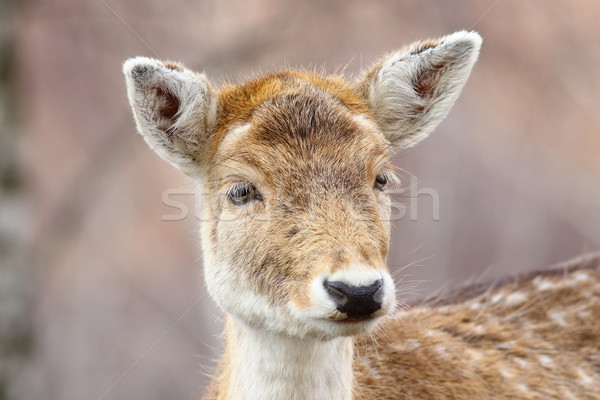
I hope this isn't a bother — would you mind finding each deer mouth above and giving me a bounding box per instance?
[339,316,376,323]
[324,312,384,325]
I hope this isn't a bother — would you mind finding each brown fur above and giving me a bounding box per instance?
[207,71,372,165]
[202,71,391,309]
[353,254,600,399]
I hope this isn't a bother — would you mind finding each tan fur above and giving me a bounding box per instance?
[122,31,599,400]
[196,71,393,332]
[353,255,600,399]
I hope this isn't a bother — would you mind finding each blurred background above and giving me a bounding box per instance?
[1,0,599,399]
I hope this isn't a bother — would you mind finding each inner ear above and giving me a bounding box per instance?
[123,57,217,173]
[413,60,448,100]
[357,31,482,149]
[152,86,180,133]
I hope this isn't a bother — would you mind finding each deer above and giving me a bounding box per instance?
[122,31,600,400]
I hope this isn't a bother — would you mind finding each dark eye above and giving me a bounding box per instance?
[227,183,261,205]
[374,173,388,191]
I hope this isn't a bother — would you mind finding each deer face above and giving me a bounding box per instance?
[201,79,397,339]
[123,31,481,339]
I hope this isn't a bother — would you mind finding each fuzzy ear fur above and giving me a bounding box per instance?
[123,57,217,173]
[358,31,482,148]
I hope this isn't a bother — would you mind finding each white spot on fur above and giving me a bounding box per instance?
[549,310,567,326]
[514,358,530,369]
[436,305,451,313]
[328,264,385,287]
[562,390,579,400]
[471,325,485,335]
[352,114,378,131]
[500,368,514,379]
[490,292,528,306]
[573,271,591,283]
[516,383,530,394]
[392,339,422,353]
[434,345,448,359]
[359,356,381,378]
[220,123,252,150]
[505,291,528,306]
[577,368,595,386]
[491,293,504,304]
[577,310,591,319]
[465,348,483,362]
[491,290,528,307]
[534,278,561,291]
[538,355,554,368]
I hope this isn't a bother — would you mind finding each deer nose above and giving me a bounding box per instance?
[323,279,383,319]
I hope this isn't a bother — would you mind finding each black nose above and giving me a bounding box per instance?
[323,279,383,319]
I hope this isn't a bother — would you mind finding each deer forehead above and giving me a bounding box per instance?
[208,73,390,192]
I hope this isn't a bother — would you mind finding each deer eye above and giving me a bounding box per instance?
[374,173,388,191]
[227,183,261,205]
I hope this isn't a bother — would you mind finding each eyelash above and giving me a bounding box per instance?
[374,172,389,191]
[226,182,263,205]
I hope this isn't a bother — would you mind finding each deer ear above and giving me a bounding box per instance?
[357,31,482,148]
[123,57,217,173]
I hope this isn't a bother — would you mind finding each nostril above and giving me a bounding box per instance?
[323,279,384,319]
[323,281,349,306]
[372,279,384,303]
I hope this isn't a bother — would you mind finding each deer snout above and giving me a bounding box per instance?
[323,279,383,319]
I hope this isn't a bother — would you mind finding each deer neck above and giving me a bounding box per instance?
[217,316,354,400]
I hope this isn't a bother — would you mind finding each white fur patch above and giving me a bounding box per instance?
[549,310,567,327]
[500,368,514,379]
[573,271,591,283]
[220,123,253,152]
[538,355,554,368]
[577,310,591,319]
[352,114,378,131]
[227,322,353,400]
[504,291,528,306]
[514,358,530,369]
[393,339,421,352]
[491,293,504,304]
[534,278,562,291]
[328,264,386,287]
[577,368,595,386]
[434,344,448,358]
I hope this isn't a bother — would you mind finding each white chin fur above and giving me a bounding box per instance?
[204,247,395,339]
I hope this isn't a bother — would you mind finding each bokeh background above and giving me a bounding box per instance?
[1,0,599,399]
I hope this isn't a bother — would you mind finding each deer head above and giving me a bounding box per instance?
[123,31,481,340]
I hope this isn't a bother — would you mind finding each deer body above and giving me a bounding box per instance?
[352,256,600,400]
[123,31,600,399]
